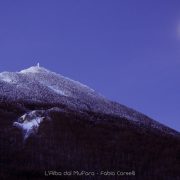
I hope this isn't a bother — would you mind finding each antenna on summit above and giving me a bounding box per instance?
[37,62,40,68]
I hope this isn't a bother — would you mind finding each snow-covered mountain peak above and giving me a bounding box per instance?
[19,66,50,74]
[19,66,95,92]
[0,66,103,104]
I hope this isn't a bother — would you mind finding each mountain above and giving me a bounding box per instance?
[0,66,179,179]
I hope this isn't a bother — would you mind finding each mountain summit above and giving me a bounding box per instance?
[0,66,98,102]
[0,66,179,179]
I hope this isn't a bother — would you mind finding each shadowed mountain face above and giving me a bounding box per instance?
[0,66,180,179]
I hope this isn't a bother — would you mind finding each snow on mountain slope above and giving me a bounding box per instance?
[0,66,103,104]
[20,66,97,98]
[0,66,179,136]
[14,115,44,140]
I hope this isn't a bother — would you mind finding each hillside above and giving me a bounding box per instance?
[0,66,179,179]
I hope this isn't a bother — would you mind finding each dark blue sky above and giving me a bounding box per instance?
[0,0,179,131]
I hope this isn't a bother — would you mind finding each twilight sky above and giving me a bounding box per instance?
[0,0,179,131]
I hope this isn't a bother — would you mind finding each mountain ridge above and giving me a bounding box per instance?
[0,66,179,137]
